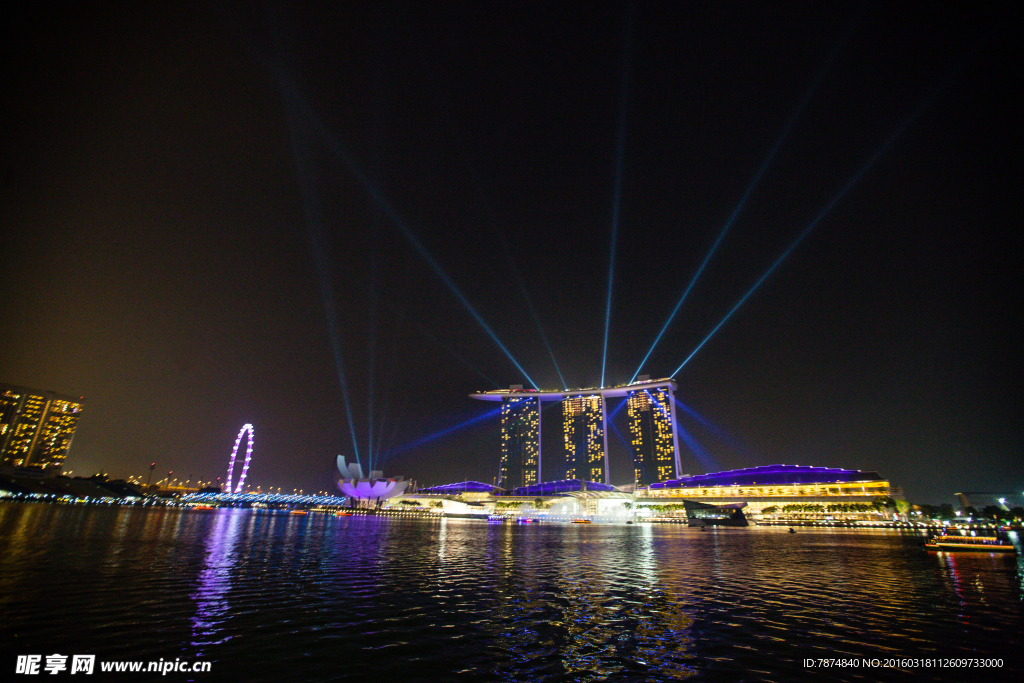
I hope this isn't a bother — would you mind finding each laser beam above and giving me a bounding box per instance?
[239,11,541,391]
[284,107,362,466]
[607,418,634,458]
[601,3,635,388]
[388,404,506,455]
[672,397,757,464]
[671,72,955,378]
[366,250,379,473]
[676,423,722,473]
[521,278,569,390]
[379,392,415,467]
[481,216,566,389]
[608,396,629,421]
[442,107,570,390]
[264,12,367,468]
[630,26,849,383]
[372,323,403,471]
[282,88,540,390]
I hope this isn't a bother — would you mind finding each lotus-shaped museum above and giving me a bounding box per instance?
[336,455,409,502]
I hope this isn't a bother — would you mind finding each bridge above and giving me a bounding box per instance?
[180,491,348,506]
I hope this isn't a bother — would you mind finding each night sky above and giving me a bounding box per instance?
[2,2,1018,503]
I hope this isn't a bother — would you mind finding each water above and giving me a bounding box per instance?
[1,504,1020,681]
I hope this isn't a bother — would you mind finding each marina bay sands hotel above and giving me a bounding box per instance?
[469,377,680,490]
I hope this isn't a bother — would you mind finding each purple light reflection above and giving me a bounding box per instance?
[190,510,245,650]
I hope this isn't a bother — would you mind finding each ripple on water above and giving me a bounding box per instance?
[0,505,1020,682]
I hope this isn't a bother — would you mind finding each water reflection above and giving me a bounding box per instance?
[190,509,244,650]
[937,547,1019,624]
[1,505,1021,683]
[474,524,696,681]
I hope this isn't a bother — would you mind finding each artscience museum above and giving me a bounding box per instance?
[336,455,409,506]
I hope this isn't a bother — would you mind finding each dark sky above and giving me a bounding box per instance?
[2,2,1018,503]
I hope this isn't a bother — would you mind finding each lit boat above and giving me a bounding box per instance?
[335,511,352,517]
[289,510,308,515]
[572,518,592,524]
[924,535,1016,553]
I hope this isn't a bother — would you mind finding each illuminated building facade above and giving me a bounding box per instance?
[626,387,677,486]
[470,378,680,487]
[644,465,899,515]
[499,396,540,490]
[0,384,84,471]
[562,395,606,482]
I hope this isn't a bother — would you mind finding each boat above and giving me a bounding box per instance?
[335,511,352,517]
[289,509,308,516]
[572,518,592,524]
[924,535,1016,553]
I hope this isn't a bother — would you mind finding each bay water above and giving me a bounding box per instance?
[1,504,1020,681]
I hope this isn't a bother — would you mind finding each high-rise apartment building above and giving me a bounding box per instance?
[0,384,84,471]
[627,387,676,486]
[499,396,540,490]
[562,395,606,482]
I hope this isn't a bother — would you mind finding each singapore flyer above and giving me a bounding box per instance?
[225,423,254,493]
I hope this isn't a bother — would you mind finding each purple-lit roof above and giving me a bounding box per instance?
[508,479,618,496]
[650,464,883,489]
[417,481,501,494]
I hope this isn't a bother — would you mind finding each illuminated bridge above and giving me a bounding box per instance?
[180,491,348,506]
[470,377,681,490]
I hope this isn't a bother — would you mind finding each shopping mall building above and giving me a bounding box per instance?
[641,464,901,515]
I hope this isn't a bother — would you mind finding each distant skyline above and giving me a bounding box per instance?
[1,2,1018,503]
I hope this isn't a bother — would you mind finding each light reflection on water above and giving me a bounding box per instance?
[191,509,244,650]
[0,504,1020,682]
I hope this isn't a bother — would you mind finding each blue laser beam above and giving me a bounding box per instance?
[372,320,403,470]
[366,259,379,473]
[421,326,501,389]
[491,230,567,389]
[232,9,540,391]
[296,245,502,392]
[277,86,539,390]
[485,213,568,389]
[519,273,569,390]
[671,72,956,379]
[256,6,366,466]
[676,422,722,473]
[630,26,850,383]
[379,391,415,467]
[283,108,362,467]
[608,396,629,421]
[672,397,757,464]
[443,107,569,390]
[601,2,635,388]
[643,389,673,422]
[607,418,635,458]
[388,404,506,455]
[612,391,682,483]
[262,11,368,468]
